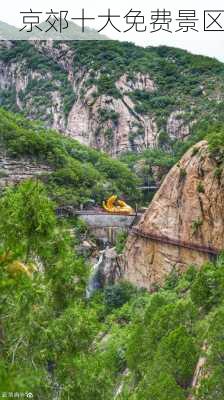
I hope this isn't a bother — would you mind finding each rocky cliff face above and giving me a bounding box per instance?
[0,42,158,156]
[67,72,157,156]
[0,60,188,158]
[123,141,224,290]
[2,41,224,157]
[0,54,67,131]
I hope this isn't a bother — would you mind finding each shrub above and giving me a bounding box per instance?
[179,168,187,179]
[197,182,205,193]
[104,282,137,311]
[191,147,199,156]
[191,218,203,235]
[190,262,224,311]
[214,167,223,181]
[115,231,128,254]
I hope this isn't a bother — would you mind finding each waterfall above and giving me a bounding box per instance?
[86,244,121,299]
[86,251,105,299]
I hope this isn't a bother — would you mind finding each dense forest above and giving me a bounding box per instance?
[1,38,224,399]
[1,178,224,399]
[0,108,224,398]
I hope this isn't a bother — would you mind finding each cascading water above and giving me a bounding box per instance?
[86,237,121,299]
[86,251,105,299]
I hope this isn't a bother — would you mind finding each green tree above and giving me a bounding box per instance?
[155,326,198,388]
[190,262,224,312]
[0,179,56,260]
[137,371,185,400]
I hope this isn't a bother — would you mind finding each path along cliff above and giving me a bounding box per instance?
[122,140,224,290]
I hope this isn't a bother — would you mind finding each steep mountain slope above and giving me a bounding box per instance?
[1,40,224,156]
[2,38,224,400]
[123,139,224,290]
[0,108,140,206]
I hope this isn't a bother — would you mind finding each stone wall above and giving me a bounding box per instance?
[0,154,52,188]
[78,213,140,245]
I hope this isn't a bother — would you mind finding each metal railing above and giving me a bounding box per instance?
[56,207,140,217]
[130,227,219,256]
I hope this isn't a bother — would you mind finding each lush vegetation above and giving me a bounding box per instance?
[207,125,224,163]
[68,41,224,131]
[120,118,224,194]
[1,41,224,194]
[0,108,141,207]
[1,179,224,399]
[1,40,224,399]
[1,40,224,145]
